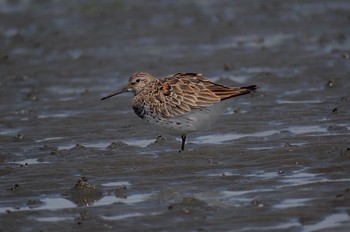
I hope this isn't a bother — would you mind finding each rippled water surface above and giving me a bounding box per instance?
[1,0,350,231]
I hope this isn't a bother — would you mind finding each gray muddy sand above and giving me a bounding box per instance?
[1,0,350,231]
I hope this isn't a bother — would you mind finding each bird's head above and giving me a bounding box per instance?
[101,72,156,100]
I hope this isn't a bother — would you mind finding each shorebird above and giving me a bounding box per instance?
[101,72,257,152]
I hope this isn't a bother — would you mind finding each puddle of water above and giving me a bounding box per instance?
[123,139,155,148]
[55,125,330,151]
[101,211,160,221]
[83,141,111,149]
[58,138,157,150]
[246,146,277,151]
[227,168,350,193]
[57,140,131,150]
[237,220,302,232]
[283,171,319,180]
[35,137,64,143]
[38,112,76,119]
[57,142,111,150]
[337,123,350,130]
[194,188,275,207]
[0,197,76,213]
[101,181,131,187]
[207,172,240,177]
[0,206,18,214]
[287,125,328,134]
[279,169,350,188]
[194,125,330,145]
[37,197,76,211]
[34,216,75,222]
[0,193,152,214]
[94,193,152,206]
[223,106,247,115]
[283,87,323,96]
[0,128,20,135]
[246,171,279,179]
[274,198,312,209]
[246,142,307,151]
[221,189,274,199]
[10,158,49,165]
[279,170,320,188]
[276,100,323,104]
[57,144,76,150]
[302,212,350,232]
[101,212,144,221]
[198,169,344,209]
[282,177,350,188]
[193,130,279,144]
[289,142,308,146]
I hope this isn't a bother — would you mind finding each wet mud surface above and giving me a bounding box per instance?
[1,0,350,231]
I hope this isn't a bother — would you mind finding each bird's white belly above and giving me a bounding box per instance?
[143,101,230,135]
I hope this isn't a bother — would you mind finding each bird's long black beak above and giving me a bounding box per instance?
[100,86,129,101]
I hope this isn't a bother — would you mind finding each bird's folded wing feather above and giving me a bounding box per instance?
[144,73,254,118]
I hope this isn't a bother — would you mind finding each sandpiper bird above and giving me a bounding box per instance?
[101,72,257,151]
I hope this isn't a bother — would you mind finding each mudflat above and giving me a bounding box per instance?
[1,1,350,231]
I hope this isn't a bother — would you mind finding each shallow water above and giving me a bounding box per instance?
[1,0,350,231]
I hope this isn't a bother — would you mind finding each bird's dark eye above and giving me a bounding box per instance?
[135,79,141,83]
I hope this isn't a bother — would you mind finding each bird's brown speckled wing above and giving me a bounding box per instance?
[134,73,256,118]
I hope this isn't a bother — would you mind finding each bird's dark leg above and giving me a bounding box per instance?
[180,135,186,152]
